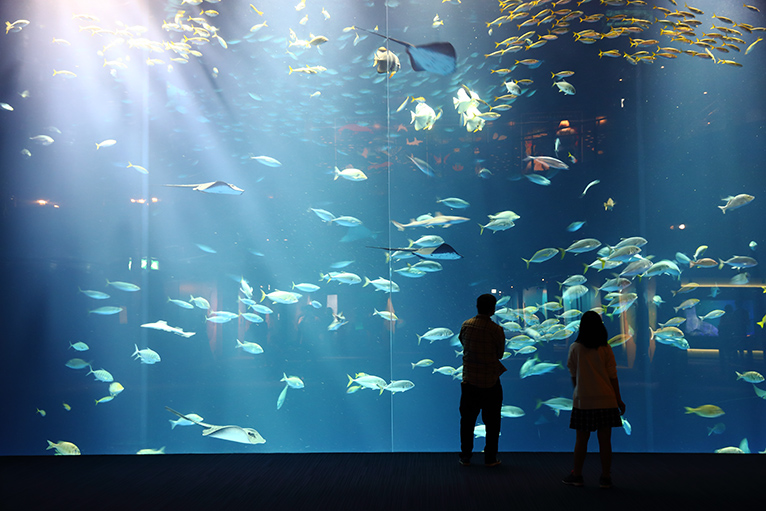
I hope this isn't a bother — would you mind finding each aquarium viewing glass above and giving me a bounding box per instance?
[1,0,764,456]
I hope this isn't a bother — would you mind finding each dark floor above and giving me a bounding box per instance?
[1,451,760,510]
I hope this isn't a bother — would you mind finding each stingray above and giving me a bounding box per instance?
[163,181,244,195]
[367,243,462,260]
[165,406,265,444]
[355,27,456,75]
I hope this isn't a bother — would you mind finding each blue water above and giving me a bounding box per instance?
[1,0,764,456]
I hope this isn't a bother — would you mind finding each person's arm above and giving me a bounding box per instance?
[611,377,626,415]
[495,329,505,359]
[567,344,576,388]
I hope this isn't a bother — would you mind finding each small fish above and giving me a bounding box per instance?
[52,70,77,79]
[407,154,435,176]
[168,297,194,309]
[236,339,264,355]
[522,248,561,268]
[374,309,398,322]
[88,306,123,315]
[735,371,764,384]
[373,47,401,77]
[684,404,725,418]
[333,166,368,181]
[195,243,217,254]
[525,173,551,186]
[65,358,90,370]
[621,417,632,435]
[251,155,282,167]
[281,373,304,389]
[127,162,148,174]
[719,194,754,214]
[745,38,762,55]
[106,279,140,292]
[381,380,415,393]
[109,382,124,396]
[30,135,54,145]
[46,440,80,455]
[79,288,110,300]
[136,447,165,455]
[580,180,600,198]
[567,221,586,232]
[95,139,116,150]
[553,80,576,95]
[132,344,161,364]
[87,367,114,382]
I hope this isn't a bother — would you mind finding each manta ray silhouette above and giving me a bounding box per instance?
[163,181,244,195]
[367,243,463,260]
[355,27,457,75]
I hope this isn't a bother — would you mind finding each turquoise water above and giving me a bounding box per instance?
[1,0,764,456]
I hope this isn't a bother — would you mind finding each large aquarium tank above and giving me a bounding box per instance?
[1,0,764,456]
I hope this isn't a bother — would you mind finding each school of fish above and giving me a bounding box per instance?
[5,0,764,456]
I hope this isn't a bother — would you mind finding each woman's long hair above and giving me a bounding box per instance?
[574,310,608,349]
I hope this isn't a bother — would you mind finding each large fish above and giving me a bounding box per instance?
[391,213,469,230]
[354,27,456,75]
[367,243,462,260]
[141,320,195,338]
[165,407,265,444]
[163,181,244,195]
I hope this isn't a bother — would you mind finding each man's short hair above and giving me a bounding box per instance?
[476,294,496,315]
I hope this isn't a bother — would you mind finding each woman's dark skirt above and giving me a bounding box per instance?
[569,407,622,431]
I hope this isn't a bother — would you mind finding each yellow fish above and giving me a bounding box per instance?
[745,38,762,55]
[62,403,71,411]
[684,405,725,418]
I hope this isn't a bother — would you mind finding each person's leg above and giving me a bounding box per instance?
[572,430,590,476]
[481,382,503,464]
[459,383,481,462]
[596,427,612,476]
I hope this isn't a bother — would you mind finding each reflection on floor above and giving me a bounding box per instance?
[2,451,761,509]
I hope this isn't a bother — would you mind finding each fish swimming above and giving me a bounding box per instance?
[391,212,469,230]
[165,407,265,445]
[367,243,462,260]
[373,46,400,76]
[354,27,456,75]
[408,154,435,175]
[163,181,244,195]
[141,320,195,338]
